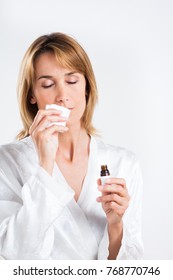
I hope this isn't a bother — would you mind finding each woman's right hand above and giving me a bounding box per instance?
[29,109,68,175]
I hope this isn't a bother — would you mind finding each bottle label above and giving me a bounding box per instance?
[100,175,111,186]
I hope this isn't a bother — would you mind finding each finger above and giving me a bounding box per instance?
[33,109,62,126]
[98,184,127,196]
[101,184,128,197]
[97,178,101,186]
[29,109,63,134]
[103,201,126,216]
[38,116,67,131]
[41,124,69,135]
[30,114,67,134]
[105,178,126,188]
[32,124,69,143]
[97,193,125,205]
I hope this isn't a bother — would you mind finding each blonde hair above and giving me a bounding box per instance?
[17,32,98,139]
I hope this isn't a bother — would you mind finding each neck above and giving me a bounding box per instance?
[57,124,90,162]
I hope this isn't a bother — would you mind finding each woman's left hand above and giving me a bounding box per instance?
[97,178,130,225]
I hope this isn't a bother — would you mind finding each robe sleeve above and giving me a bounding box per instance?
[0,166,74,260]
[97,159,144,260]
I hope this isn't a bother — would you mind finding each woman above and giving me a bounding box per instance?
[0,33,143,259]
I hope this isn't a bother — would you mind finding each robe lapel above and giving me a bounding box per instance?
[52,137,99,259]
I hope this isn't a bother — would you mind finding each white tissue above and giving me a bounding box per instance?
[45,104,71,127]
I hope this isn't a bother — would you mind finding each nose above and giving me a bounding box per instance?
[55,84,69,105]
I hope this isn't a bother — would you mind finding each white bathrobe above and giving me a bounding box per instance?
[0,136,143,260]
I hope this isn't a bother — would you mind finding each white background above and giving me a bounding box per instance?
[0,0,173,259]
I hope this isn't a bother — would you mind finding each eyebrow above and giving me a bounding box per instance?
[37,72,78,80]
[65,71,78,76]
[38,75,52,80]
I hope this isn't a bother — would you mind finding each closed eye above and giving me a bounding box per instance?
[42,84,54,88]
[67,81,77,84]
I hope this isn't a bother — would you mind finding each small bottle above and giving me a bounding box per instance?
[100,165,111,186]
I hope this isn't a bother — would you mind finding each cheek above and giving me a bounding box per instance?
[74,85,86,103]
[78,97,87,118]
[76,91,86,111]
[76,94,86,104]
[71,90,86,118]
[32,89,54,109]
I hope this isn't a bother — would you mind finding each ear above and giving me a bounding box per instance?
[30,95,37,104]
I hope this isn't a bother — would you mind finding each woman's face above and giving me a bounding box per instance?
[31,52,87,127]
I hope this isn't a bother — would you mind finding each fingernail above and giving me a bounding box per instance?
[98,185,103,191]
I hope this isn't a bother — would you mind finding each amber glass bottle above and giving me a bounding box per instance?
[100,165,111,186]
